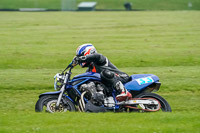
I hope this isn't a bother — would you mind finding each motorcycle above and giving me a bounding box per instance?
[35,63,172,113]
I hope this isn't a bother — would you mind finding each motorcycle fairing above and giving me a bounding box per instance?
[71,72,159,98]
[70,77,101,85]
[72,72,159,92]
[125,74,159,91]
[70,72,101,89]
[73,72,101,79]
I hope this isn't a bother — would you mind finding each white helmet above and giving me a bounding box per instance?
[76,43,97,67]
[76,43,97,57]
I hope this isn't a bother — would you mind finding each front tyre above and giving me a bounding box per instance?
[134,93,172,112]
[35,95,75,113]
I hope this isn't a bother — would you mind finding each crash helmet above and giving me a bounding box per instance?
[76,43,97,67]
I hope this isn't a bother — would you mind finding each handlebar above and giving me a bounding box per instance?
[61,63,74,74]
[62,56,80,74]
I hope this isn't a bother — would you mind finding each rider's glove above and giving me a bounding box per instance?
[72,56,79,66]
[72,56,87,66]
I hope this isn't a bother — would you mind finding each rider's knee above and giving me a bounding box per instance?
[100,69,116,86]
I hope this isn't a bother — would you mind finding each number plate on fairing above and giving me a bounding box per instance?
[136,77,154,85]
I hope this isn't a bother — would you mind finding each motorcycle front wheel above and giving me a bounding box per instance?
[35,95,75,113]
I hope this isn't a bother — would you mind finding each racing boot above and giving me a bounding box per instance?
[115,81,132,102]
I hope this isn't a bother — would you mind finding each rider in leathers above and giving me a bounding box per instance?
[72,44,132,101]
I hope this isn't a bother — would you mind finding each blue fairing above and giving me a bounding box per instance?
[72,72,159,92]
[73,72,101,79]
[125,74,159,91]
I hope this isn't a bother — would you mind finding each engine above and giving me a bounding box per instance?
[79,82,115,107]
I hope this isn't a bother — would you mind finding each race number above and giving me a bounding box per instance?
[136,77,154,85]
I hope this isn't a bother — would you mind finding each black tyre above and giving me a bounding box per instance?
[134,92,172,112]
[35,95,75,113]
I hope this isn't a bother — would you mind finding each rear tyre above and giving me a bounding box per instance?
[133,92,172,112]
[35,95,75,113]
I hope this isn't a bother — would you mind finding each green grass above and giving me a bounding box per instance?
[0,0,200,10]
[0,11,200,69]
[1,111,199,133]
[0,11,200,132]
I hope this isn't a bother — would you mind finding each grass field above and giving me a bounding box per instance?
[0,0,200,10]
[0,11,200,132]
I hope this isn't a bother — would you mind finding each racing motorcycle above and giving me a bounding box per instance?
[35,63,172,113]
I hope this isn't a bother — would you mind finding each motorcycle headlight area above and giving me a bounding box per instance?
[54,73,64,90]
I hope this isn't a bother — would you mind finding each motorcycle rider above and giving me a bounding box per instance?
[72,43,132,102]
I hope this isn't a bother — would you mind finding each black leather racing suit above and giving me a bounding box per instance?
[78,53,130,92]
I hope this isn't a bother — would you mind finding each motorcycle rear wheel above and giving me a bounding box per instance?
[35,95,75,113]
[131,92,172,112]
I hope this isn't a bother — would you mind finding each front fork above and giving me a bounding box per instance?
[56,73,69,107]
[56,86,65,107]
